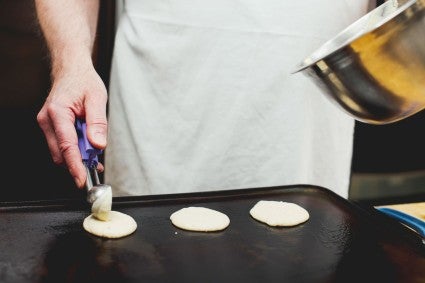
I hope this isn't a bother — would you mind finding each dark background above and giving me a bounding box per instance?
[1,0,424,202]
[0,0,115,201]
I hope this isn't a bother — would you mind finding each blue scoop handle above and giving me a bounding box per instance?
[377,207,425,238]
[76,119,103,169]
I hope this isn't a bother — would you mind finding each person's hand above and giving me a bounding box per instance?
[37,63,108,188]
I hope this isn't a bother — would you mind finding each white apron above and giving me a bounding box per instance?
[106,0,370,198]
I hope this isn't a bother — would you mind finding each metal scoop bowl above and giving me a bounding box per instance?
[85,167,112,221]
[76,119,112,221]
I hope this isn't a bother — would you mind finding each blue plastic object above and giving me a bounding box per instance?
[75,119,103,169]
[377,207,425,238]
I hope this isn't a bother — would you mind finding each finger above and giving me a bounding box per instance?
[96,162,104,173]
[48,104,87,188]
[85,91,108,149]
[37,108,64,164]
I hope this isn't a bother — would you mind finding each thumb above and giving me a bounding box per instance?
[85,93,108,149]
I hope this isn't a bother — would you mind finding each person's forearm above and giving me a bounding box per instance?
[35,0,107,188]
[35,0,100,78]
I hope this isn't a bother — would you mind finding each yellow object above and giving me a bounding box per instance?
[380,202,425,221]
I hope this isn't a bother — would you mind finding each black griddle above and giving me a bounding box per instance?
[0,185,424,283]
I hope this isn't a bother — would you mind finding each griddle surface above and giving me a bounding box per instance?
[0,185,424,283]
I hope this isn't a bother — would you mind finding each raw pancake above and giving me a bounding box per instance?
[250,200,309,227]
[83,211,137,238]
[170,207,230,232]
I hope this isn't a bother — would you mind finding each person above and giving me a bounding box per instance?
[35,0,373,198]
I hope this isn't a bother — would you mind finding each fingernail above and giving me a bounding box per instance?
[94,132,106,146]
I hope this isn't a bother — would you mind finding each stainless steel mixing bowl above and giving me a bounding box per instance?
[294,0,425,124]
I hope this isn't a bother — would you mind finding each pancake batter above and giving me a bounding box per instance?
[83,211,137,238]
[250,200,309,227]
[170,207,230,232]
